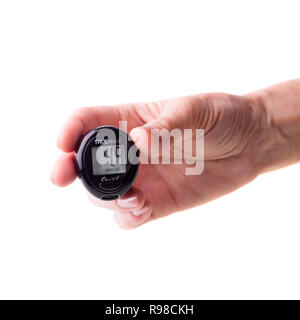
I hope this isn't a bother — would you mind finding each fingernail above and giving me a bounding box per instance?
[117,196,138,208]
[132,206,148,217]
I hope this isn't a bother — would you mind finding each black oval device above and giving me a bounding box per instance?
[75,126,139,201]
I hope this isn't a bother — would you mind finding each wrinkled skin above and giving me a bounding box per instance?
[51,93,267,229]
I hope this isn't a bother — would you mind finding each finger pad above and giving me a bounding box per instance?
[57,117,83,152]
[51,153,77,187]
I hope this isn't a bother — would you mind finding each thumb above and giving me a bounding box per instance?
[130,117,173,164]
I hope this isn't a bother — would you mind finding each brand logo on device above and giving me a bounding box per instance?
[94,139,114,145]
[100,176,120,183]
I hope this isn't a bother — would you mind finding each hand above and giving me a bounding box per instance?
[51,92,269,229]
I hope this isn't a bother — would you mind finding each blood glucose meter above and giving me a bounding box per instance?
[75,126,139,200]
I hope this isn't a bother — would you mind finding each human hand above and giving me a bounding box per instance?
[52,91,273,229]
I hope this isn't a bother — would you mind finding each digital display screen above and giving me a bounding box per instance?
[91,145,126,175]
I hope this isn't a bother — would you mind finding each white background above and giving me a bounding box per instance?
[0,0,299,299]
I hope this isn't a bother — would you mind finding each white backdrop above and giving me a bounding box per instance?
[0,0,299,299]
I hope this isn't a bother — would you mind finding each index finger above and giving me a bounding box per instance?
[57,106,121,152]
